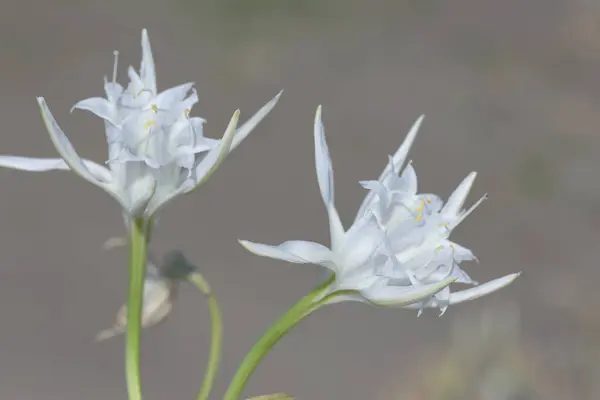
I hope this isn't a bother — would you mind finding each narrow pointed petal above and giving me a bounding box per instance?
[238,239,334,267]
[314,105,334,207]
[357,115,424,218]
[367,277,456,307]
[0,156,69,171]
[192,109,239,188]
[140,29,157,94]
[386,115,424,178]
[314,106,345,249]
[448,273,520,305]
[327,277,456,307]
[71,97,116,123]
[443,172,477,217]
[450,193,487,230]
[0,155,112,182]
[37,98,110,187]
[230,90,283,151]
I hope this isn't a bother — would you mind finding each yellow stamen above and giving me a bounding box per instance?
[414,200,425,222]
[184,109,191,118]
[151,104,158,113]
[434,245,444,253]
[144,120,158,130]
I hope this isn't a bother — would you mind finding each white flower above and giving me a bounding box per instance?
[0,29,282,219]
[239,106,519,312]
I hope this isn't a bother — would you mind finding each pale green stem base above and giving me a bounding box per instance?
[126,218,148,400]
[189,272,223,400]
[223,274,336,400]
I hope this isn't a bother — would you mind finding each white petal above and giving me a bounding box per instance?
[230,90,283,151]
[0,156,112,182]
[140,29,157,94]
[442,171,477,217]
[146,110,240,217]
[71,97,117,123]
[352,277,455,307]
[451,193,487,229]
[339,212,384,271]
[155,83,195,110]
[37,98,113,188]
[314,105,345,250]
[398,163,418,194]
[386,115,424,178]
[448,273,520,305]
[366,278,454,308]
[0,156,68,172]
[192,109,239,188]
[238,239,334,267]
[314,105,334,207]
[128,174,157,216]
[356,115,423,219]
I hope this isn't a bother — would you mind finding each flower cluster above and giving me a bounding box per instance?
[0,29,281,221]
[240,106,519,314]
[0,27,521,400]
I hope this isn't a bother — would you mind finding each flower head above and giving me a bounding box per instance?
[0,29,282,220]
[239,106,519,313]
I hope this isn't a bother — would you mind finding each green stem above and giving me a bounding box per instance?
[223,274,335,400]
[126,218,148,400]
[189,272,223,400]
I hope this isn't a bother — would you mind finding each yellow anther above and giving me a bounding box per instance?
[184,109,191,118]
[143,120,158,130]
[136,88,145,97]
[413,200,425,222]
[426,198,432,204]
[434,245,444,253]
[150,104,158,113]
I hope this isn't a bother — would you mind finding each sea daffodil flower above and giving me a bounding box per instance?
[239,106,519,312]
[0,29,281,220]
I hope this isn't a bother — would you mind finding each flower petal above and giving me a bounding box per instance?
[0,156,112,182]
[230,90,283,151]
[314,105,345,249]
[71,97,117,123]
[128,174,157,216]
[442,171,477,218]
[192,109,239,188]
[448,273,520,305]
[146,110,240,217]
[37,98,110,186]
[356,115,423,219]
[331,277,456,307]
[0,156,67,172]
[155,83,195,110]
[368,278,456,307]
[238,239,334,267]
[140,29,157,94]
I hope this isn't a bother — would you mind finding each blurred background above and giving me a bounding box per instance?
[0,0,598,398]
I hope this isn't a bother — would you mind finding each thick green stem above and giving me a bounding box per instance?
[223,274,335,400]
[189,272,223,400]
[126,218,148,400]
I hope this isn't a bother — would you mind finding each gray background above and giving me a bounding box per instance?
[0,0,598,398]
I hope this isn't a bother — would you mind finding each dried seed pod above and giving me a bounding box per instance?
[95,260,178,342]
